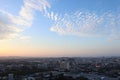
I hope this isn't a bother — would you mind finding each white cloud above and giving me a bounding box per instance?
[0,0,50,40]
[19,0,51,22]
[20,36,31,40]
[50,11,120,39]
[0,12,22,39]
[44,11,58,21]
[1,0,119,40]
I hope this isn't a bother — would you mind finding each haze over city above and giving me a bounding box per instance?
[0,0,120,57]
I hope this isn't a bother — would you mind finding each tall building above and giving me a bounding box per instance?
[8,73,14,80]
[60,61,70,71]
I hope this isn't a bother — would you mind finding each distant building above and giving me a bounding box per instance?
[8,73,14,80]
[23,76,36,80]
[60,61,70,71]
[27,77,35,80]
[37,63,48,69]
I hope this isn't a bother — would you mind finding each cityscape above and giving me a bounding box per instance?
[0,0,120,80]
[0,57,120,80]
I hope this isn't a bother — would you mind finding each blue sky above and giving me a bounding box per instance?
[0,0,120,57]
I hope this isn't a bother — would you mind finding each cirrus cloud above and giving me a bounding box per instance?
[0,0,50,40]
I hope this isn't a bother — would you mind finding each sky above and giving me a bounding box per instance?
[0,0,120,57]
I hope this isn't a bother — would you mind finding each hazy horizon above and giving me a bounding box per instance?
[0,0,120,57]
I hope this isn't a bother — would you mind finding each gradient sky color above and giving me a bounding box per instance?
[0,0,120,57]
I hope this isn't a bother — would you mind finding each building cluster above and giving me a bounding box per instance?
[0,57,120,80]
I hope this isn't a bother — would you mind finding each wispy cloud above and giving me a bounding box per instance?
[0,0,50,40]
[50,11,120,39]
[0,13,22,39]
[20,36,31,40]
[1,0,120,40]
[44,10,59,21]
[19,0,50,26]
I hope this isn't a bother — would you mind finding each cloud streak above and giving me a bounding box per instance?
[50,11,120,39]
[1,0,120,40]
[0,13,22,39]
[0,0,50,40]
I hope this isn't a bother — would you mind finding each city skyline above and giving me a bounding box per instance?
[0,0,120,57]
